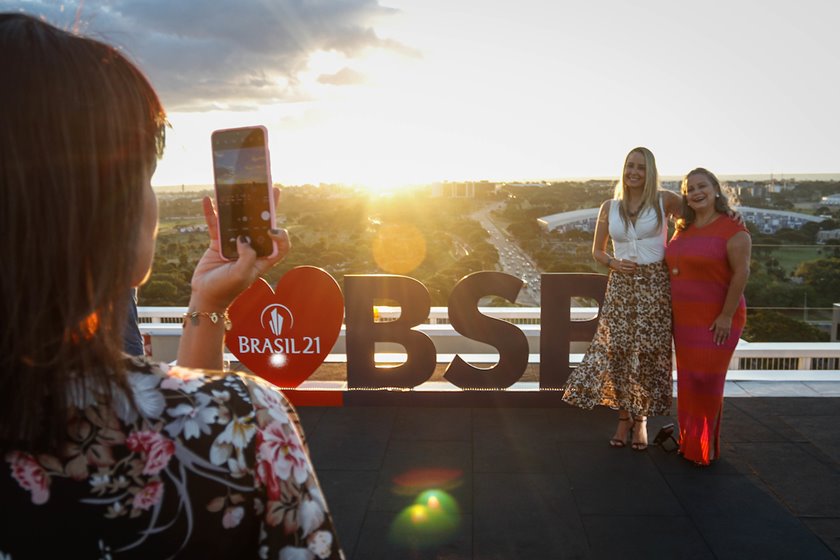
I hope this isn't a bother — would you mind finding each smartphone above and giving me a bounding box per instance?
[211,125,277,260]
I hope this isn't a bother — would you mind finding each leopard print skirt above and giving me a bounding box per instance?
[561,261,673,416]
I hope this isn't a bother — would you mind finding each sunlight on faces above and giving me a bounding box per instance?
[372,223,426,274]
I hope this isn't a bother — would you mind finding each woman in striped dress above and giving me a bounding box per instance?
[665,168,751,466]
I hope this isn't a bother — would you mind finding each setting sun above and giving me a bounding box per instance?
[141,0,840,192]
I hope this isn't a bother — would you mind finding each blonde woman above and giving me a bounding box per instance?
[562,147,682,451]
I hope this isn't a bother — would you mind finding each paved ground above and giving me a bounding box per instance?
[297,384,840,560]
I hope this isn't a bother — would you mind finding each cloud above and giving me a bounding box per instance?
[317,67,365,86]
[13,0,406,110]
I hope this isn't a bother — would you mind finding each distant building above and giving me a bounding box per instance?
[738,206,826,234]
[817,229,840,243]
[729,181,764,198]
[766,175,797,194]
[820,194,840,206]
[503,181,550,188]
[432,181,497,198]
[537,208,599,233]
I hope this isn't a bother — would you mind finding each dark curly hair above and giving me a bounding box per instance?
[675,168,734,232]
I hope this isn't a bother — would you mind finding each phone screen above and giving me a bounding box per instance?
[211,126,275,259]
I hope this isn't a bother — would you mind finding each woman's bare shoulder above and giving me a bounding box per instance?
[598,199,612,219]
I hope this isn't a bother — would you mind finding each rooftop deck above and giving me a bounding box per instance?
[300,396,840,559]
[141,306,840,558]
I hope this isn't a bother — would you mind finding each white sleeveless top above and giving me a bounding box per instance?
[608,196,667,264]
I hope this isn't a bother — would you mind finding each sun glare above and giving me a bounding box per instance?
[149,1,840,192]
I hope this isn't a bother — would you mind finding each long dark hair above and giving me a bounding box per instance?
[675,167,734,231]
[0,13,167,452]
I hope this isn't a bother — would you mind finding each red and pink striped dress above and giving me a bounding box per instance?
[665,215,748,465]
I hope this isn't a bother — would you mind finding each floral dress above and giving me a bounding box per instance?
[561,199,673,416]
[0,356,344,559]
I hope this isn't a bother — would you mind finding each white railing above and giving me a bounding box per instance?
[139,306,840,381]
[138,306,561,325]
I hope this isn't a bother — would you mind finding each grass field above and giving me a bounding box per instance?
[753,245,824,275]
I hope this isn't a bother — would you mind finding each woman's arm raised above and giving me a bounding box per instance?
[177,188,290,370]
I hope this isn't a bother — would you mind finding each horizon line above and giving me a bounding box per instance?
[153,172,840,190]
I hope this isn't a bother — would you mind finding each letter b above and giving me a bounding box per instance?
[344,275,436,388]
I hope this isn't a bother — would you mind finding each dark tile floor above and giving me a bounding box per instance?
[298,397,840,560]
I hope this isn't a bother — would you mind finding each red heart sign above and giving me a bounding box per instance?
[226,266,344,388]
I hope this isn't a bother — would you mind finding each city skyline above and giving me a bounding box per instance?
[13,0,840,191]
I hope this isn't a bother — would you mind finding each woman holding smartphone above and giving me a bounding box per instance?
[0,13,343,559]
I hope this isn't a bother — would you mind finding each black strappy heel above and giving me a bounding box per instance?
[609,415,633,448]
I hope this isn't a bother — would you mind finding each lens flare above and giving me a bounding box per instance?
[269,353,287,368]
[409,504,428,523]
[372,223,426,274]
[417,490,457,515]
[392,468,463,495]
[389,489,461,549]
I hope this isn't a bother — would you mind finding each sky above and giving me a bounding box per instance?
[10,0,840,190]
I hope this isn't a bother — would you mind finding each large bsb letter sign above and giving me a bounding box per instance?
[227,267,607,403]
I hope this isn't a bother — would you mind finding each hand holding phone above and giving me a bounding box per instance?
[211,126,277,260]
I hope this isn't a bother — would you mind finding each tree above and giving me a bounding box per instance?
[794,258,840,306]
[139,280,179,305]
[771,197,794,210]
[768,259,788,280]
[773,228,811,244]
[745,274,812,308]
[507,220,541,240]
[742,310,828,342]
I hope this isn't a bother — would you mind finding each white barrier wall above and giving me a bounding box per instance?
[139,307,840,381]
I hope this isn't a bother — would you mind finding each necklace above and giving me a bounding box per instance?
[627,203,644,217]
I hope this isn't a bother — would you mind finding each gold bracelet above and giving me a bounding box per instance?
[183,310,232,331]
